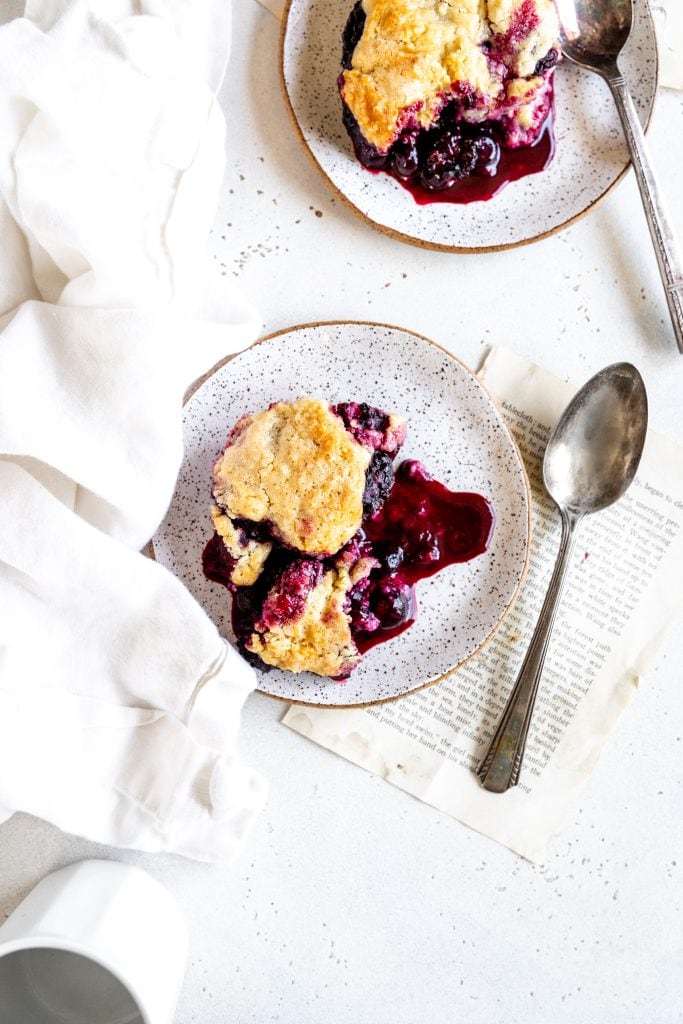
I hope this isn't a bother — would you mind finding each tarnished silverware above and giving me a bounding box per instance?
[556,0,683,354]
[477,362,648,792]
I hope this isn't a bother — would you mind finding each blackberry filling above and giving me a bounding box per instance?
[338,0,560,204]
[362,451,394,518]
[333,400,402,450]
[204,458,494,676]
[534,47,560,75]
[341,0,365,69]
[345,460,494,656]
[203,397,494,679]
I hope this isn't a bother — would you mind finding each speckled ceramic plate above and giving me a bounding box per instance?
[280,0,658,252]
[153,323,530,707]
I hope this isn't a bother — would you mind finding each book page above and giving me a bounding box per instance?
[282,347,683,862]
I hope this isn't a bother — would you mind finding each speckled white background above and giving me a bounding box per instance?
[2,2,683,1023]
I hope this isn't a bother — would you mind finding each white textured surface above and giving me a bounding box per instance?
[1,2,683,1023]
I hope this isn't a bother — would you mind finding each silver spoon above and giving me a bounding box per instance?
[476,362,648,793]
[555,0,683,354]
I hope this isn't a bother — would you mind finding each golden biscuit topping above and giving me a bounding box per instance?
[246,557,376,677]
[212,397,372,556]
[340,0,560,151]
[211,507,272,587]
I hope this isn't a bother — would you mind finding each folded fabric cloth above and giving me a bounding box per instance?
[0,0,268,860]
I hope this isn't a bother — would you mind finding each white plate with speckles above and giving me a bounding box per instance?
[152,322,530,707]
[280,0,658,252]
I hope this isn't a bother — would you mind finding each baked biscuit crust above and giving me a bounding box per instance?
[246,555,377,677]
[210,507,272,587]
[206,396,410,679]
[340,0,560,152]
[212,396,372,556]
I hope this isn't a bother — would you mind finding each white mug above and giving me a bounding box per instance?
[0,859,188,1024]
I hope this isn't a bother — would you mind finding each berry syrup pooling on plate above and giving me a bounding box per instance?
[202,398,494,679]
[345,459,495,655]
[202,460,494,671]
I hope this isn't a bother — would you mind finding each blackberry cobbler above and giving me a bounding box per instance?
[203,396,494,679]
[339,0,561,202]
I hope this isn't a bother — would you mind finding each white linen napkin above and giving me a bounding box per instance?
[0,0,268,861]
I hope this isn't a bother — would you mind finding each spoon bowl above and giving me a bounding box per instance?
[477,362,647,793]
[544,361,648,514]
[556,0,632,71]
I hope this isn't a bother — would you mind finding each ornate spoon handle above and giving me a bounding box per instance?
[607,69,683,354]
[476,509,583,793]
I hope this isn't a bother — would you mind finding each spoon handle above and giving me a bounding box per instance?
[476,509,583,793]
[607,70,683,355]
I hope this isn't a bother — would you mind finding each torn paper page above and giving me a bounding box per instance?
[283,346,683,863]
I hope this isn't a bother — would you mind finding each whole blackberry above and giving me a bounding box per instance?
[362,451,395,518]
[341,0,365,69]
[534,47,559,75]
